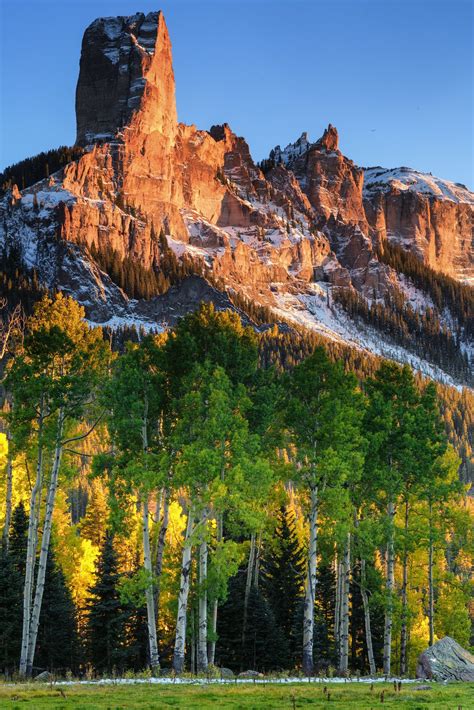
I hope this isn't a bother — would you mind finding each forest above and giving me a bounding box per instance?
[0,147,85,195]
[0,293,472,681]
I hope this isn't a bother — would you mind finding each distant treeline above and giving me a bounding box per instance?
[377,242,473,337]
[0,146,85,194]
[333,286,472,385]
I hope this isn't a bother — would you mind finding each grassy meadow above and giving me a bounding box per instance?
[0,680,473,709]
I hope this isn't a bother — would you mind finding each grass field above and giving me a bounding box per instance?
[0,680,473,709]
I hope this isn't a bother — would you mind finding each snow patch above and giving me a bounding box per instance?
[364,167,474,205]
[86,315,164,333]
[37,676,428,688]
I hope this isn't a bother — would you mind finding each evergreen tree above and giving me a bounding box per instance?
[217,568,289,672]
[122,568,149,672]
[261,507,305,663]
[9,502,28,577]
[313,563,337,670]
[0,547,22,674]
[86,533,126,674]
[34,549,78,674]
[291,562,338,671]
[0,503,29,675]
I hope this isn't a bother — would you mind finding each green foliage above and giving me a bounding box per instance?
[7,292,109,456]
[284,347,365,492]
[119,568,155,608]
[1,297,472,678]
[216,568,290,672]
[164,303,258,391]
[0,547,22,674]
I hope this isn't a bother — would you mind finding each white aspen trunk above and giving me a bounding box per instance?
[428,499,434,647]
[197,512,208,672]
[360,557,376,675]
[399,498,409,675]
[302,485,318,676]
[241,533,256,655]
[339,532,351,675]
[334,555,342,664]
[26,410,64,676]
[190,608,196,675]
[19,404,45,677]
[383,498,395,677]
[140,397,159,672]
[142,495,160,672]
[208,511,223,666]
[154,489,163,527]
[173,506,194,673]
[208,602,218,666]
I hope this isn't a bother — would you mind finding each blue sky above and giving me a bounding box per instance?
[0,0,472,188]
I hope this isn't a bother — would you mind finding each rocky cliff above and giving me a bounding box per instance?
[0,10,472,385]
[363,167,473,282]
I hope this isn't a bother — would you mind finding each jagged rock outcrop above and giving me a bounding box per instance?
[271,128,376,284]
[416,636,474,681]
[271,126,367,230]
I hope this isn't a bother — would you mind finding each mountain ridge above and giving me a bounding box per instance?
[0,9,472,387]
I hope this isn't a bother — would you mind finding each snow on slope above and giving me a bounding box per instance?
[363,167,474,205]
[271,282,465,388]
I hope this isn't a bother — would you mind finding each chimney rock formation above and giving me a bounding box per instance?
[76,11,177,146]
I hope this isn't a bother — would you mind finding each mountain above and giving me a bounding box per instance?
[0,10,472,386]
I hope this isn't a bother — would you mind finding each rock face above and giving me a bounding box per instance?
[0,9,472,385]
[76,12,177,146]
[364,167,474,282]
[416,636,474,681]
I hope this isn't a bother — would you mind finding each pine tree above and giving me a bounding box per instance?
[314,563,337,670]
[122,564,149,672]
[34,549,78,674]
[0,503,28,675]
[217,568,289,672]
[9,502,28,577]
[0,547,22,674]
[291,562,338,671]
[262,507,305,663]
[85,532,126,674]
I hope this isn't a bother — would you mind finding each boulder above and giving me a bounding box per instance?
[219,667,235,679]
[416,636,474,682]
[34,670,52,682]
